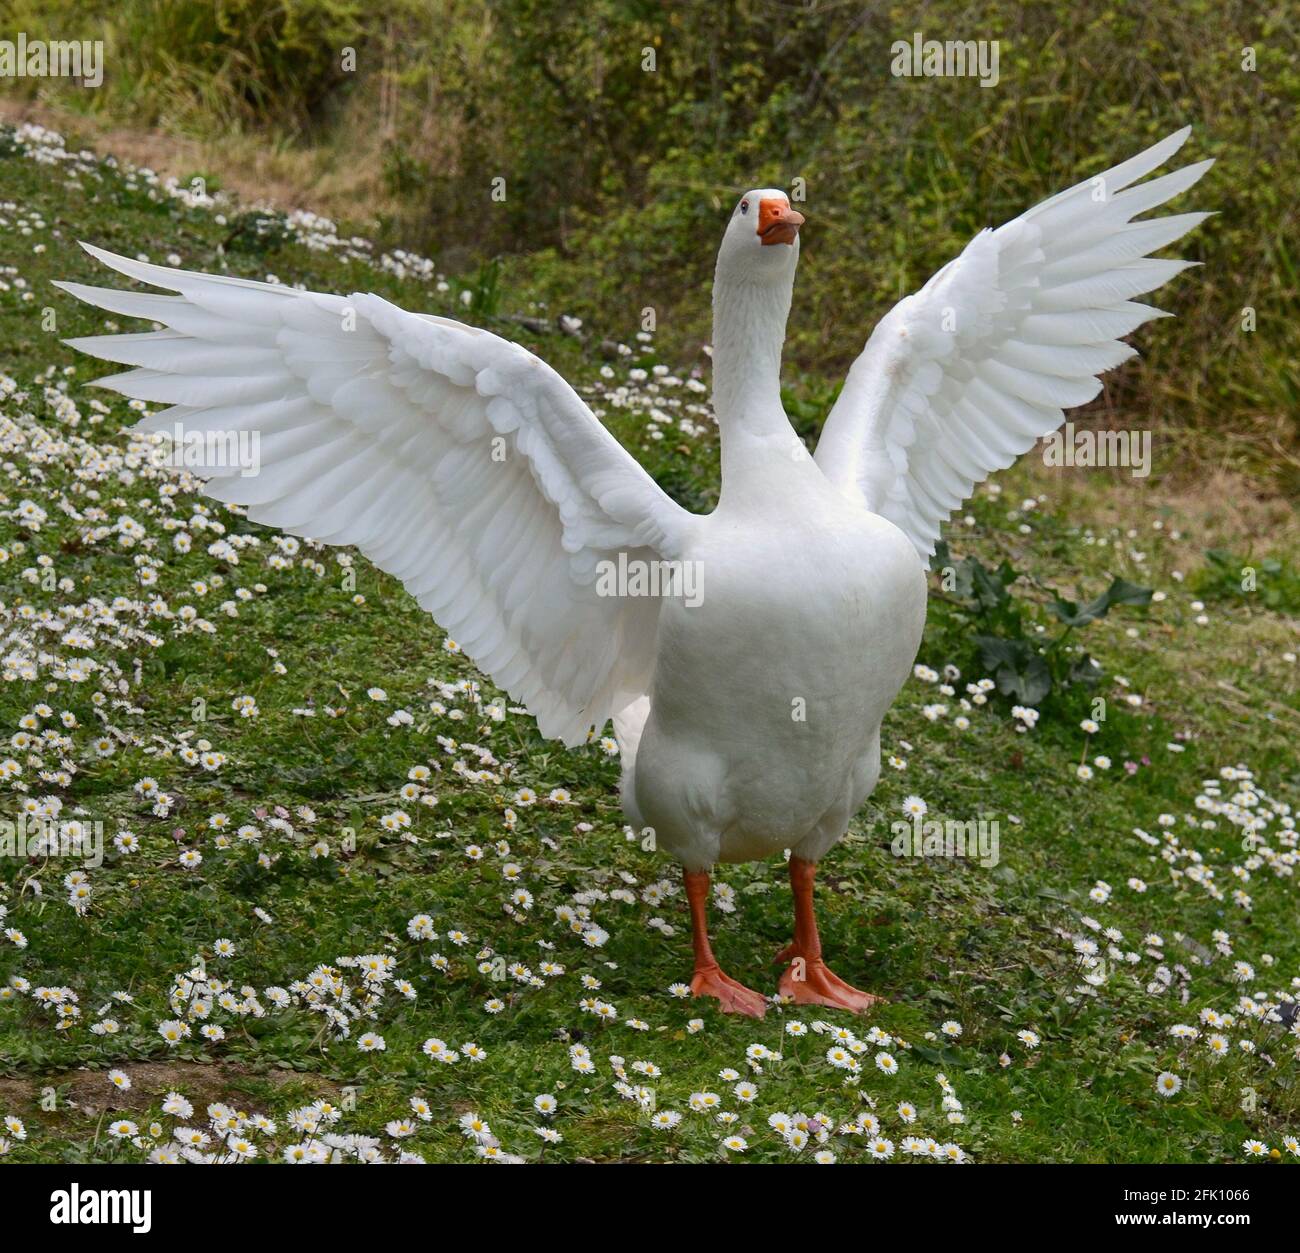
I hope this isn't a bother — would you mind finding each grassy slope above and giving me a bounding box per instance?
[0,123,1297,1165]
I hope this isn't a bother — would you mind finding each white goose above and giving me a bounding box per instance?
[61,127,1209,1017]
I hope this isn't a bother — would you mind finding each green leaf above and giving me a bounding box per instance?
[998,654,1052,705]
[1104,577,1154,609]
[974,635,1053,705]
[1052,576,1151,627]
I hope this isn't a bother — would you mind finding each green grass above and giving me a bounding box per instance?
[0,121,1297,1166]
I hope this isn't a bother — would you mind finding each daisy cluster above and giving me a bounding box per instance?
[33,1082,435,1163]
[909,661,1001,733]
[1063,764,1298,1158]
[443,1016,977,1163]
[587,359,716,444]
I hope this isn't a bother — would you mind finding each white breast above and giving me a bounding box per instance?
[629,480,926,869]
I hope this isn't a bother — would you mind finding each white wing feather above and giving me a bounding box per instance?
[813,126,1212,563]
[59,245,693,745]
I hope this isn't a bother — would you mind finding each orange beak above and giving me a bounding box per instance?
[758,198,805,246]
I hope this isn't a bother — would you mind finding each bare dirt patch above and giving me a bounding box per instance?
[0,1060,339,1118]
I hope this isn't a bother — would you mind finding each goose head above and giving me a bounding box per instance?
[714,189,805,285]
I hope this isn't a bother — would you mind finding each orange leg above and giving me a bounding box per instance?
[776,857,881,1013]
[685,868,766,1018]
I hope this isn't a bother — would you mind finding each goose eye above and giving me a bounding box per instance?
[740,200,749,214]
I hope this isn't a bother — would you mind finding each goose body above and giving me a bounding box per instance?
[60,128,1210,1017]
[629,464,925,870]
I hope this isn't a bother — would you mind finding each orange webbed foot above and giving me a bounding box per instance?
[691,965,768,1018]
[777,955,882,1014]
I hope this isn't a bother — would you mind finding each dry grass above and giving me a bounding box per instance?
[1019,458,1300,561]
[0,96,396,224]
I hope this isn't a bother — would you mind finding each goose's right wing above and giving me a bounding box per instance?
[59,244,694,745]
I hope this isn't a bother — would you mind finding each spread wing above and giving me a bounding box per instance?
[59,245,694,745]
[814,126,1212,564]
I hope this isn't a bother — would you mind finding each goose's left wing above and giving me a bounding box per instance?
[813,127,1212,564]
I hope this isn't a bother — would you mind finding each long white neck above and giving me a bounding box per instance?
[711,261,807,502]
[711,265,794,431]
